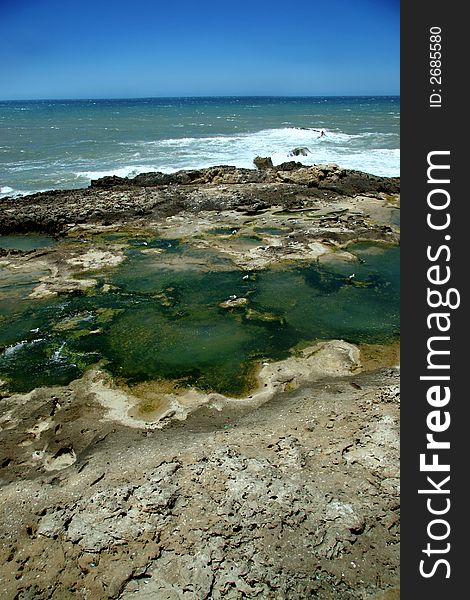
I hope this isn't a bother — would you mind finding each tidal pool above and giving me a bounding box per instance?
[0,242,399,395]
[0,234,57,252]
[253,227,290,236]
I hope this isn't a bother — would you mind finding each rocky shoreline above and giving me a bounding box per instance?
[0,162,400,599]
[0,162,399,235]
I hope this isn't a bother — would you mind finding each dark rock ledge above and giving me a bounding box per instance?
[0,163,399,235]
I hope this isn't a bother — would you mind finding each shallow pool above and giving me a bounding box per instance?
[0,234,57,252]
[0,242,399,395]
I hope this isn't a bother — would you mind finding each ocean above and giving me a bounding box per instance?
[0,96,399,199]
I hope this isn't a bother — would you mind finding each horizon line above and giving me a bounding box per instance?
[0,93,400,103]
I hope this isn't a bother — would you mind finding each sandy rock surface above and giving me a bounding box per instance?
[0,363,399,599]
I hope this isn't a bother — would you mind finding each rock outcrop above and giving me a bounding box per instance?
[0,163,399,235]
[288,147,310,157]
[253,156,274,170]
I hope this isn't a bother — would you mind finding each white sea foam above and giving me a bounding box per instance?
[123,127,400,177]
[0,185,34,199]
[4,124,400,195]
[0,187,50,199]
[75,165,160,181]
[73,125,399,182]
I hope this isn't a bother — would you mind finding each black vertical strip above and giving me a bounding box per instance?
[401,3,467,598]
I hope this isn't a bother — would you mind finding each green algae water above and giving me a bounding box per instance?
[0,242,399,395]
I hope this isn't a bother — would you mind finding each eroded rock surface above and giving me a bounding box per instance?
[0,365,400,599]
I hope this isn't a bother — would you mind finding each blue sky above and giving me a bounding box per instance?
[1,0,399,100]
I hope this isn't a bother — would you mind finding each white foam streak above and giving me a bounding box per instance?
[75,165,160,181]
[0,186,36,199]
[129,127,400,176]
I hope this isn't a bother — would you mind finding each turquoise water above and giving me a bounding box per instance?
[0,96,399,197]
[0,242,399,395]
[0,234,57,251]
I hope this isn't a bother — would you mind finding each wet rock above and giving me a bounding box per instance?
[288,147,310,157]
[245,308,283,323]
[219,297,248,309]
[29,277,97,299]
[89,175,128,189]
[132,172,178,186]
[0,160,400,599]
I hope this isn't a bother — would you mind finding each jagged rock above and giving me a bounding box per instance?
[37,509,70,538]
[275,160,304,171]
[253,156,273,170]
[276,163,400,195]
[0,163,399,234]
[89,175,128,188]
